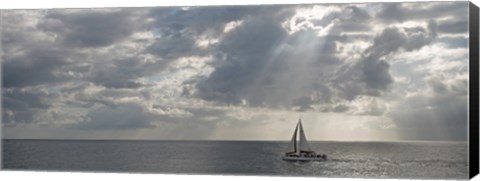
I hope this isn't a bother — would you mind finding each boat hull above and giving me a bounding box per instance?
[282,156,327,161]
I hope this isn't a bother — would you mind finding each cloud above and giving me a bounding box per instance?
[39,9,144,48]
[332,104,350,113]
[1,12,40,51]
[69,103,156,130]
[193,11,355,109]
[388,89,467,141]
[195,17,289,104]
[385,59,468,140]
[3,89,57,110]
[149,7,248,36]
[88,59,148,89]
[2,88,61,126]
[437,19,468,34]
[2,109,42,127]
[435,36,468,49]
[334,20,437,100]
[149,5,294,36]
[144,6,295,61]
[145,34,202,59]
[1,3,470,141]
[2,47,83,88]
[142,7,253,60]
[329,6,372,33]
[291,96,315,112]
[376,2,468,24]
[195,9,438,113]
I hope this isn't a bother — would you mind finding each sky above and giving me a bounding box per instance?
[0,2,470,141]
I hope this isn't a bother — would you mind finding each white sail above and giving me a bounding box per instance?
[298,120,313,152]
[286,123,298,154]
[283,118,327,161]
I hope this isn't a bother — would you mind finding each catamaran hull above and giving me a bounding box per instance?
[282,156,327,161]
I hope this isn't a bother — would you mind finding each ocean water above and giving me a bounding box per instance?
[2,140,469,179]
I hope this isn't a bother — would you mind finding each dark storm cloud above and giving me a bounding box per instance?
[2,47,82,88]
[39,9,143,48]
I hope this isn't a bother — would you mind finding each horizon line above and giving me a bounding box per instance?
[1,138,468,143]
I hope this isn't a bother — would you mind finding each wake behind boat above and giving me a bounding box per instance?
[282,119,327,161]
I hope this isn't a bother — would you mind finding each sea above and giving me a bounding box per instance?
[1,140,469,179]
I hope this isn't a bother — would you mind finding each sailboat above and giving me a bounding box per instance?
[282,118,327,161]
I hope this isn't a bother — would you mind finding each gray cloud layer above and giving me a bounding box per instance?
[1,2,470,141]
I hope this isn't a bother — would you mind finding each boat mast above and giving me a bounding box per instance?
[297,118,301,154]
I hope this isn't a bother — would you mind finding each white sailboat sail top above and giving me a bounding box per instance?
[298,119,313,152]
[286,122,298,154]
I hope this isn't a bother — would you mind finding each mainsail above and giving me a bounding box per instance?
[286,122,298,154]
[286,119,314,155]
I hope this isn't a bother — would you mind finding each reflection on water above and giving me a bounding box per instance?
[2,140,468,179]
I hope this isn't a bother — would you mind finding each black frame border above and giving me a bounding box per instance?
[470,2,479,179]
